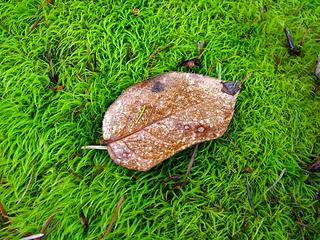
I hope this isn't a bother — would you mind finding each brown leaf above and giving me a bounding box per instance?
[177,58,201,68]
[101,72,240,171]
[307,156,320,172]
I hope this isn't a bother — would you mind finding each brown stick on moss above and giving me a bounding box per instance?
[99,193,126,239]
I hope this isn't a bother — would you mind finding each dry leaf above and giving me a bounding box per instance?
[177,58,201,68]
[101,72,240,171]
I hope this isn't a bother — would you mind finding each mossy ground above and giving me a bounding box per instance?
[0,0,320,239]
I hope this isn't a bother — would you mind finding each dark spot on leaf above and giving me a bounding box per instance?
[151,81,165,92]
[221,81,240,96]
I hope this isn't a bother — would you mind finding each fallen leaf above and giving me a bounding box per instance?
[307,156,320,172]
[177,58,201,68]
[100,72,241,171]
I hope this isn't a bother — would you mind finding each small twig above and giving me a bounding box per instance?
[80,209,89,233]
[43,220,60,238]
[93,52,97,72]
[266,168,286,192]
[30,16,44,33]
[0,201,9,223]
[40,213,55,233]
[246,178,257,217]
[17,171,33,204]
[240,72,253,85]
[99,193,126,239]
[81,145,108,150]
[149,43,174,59]
[184,144,199,182]
[21,233,44,240]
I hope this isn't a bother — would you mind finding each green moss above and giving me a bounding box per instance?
[0,0,319,239]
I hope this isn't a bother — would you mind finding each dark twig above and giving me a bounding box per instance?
[43,220,60,238]
[40,213,55,233]
[266,168,286,192]
[0,201,9,223]
[149,43,174,59]
[30,16,44,33]
[99,193,126,239]
[79,209,89,233]
[246,178,257,217]
[184,144,199,182]
[284,27,301,56]
[93,52,97,72]
[307,156,320,172]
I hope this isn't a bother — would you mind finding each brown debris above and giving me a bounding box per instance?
[100,72,240,171]
[307,156,320,172]
[0,201,9,223]
[30,16,44,33]
[177,58,201,69]
[283,27,302,56]
[40,213,55,233]
[185,144,199,181]
[80,209,89,233]
[99,194,126,239]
